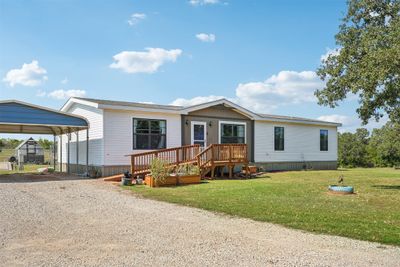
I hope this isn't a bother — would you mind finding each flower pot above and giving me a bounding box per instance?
[243,166,258,174]
[178,174,201,185]
[121,177,132,186]
[145,175,177,187]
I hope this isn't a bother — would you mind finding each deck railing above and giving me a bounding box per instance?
[128,143,248,178]
[128,144,201,177]
[196,144,248,169]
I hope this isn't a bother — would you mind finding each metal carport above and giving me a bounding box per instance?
[0,100,89,174]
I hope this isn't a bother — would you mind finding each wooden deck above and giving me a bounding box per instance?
[196,144,248,178]
[127,144,248,179]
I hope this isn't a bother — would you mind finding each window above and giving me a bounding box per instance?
[133,119,166,149]
[320,129,328,151]
[274,127,284,151]
[220,123,245,144]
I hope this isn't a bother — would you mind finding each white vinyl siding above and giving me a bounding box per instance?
[254,121,338,162]
[103,109,181,166]
[58,103,104,166]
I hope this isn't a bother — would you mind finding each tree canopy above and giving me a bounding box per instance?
[338,121,400,167]
[316,0,400,124]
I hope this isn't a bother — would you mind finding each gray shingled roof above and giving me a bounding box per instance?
[256,113,340,125]
[74,97,184,110]
[73,97,340,126]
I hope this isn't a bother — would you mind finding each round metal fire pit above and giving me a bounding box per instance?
[328,185,354,194]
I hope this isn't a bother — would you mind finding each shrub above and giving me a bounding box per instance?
[150,158,171,184]
[176,164,200,176]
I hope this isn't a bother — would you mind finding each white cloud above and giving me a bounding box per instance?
[61,77,68,84]
[189,0,220,6]
[3,60,48,87]
[36,89,47,97]
[46,89,86,100]
[196,33,216,42]
[110,48,182,74]
[320,47,341,62]
[127,13,146,26]
[170,70,324,113]
[171,95,225,106]
[317,114,389,133]
[235,70,324,112]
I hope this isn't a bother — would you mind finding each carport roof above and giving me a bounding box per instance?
[0,100,89,135]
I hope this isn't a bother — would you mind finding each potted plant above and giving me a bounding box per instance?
[176,164,201,185]
[145,158,176,187]
[121,171,132,186]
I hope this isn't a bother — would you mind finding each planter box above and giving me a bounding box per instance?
[178,174,201,185]
[145,175,177,187]
[243,166,258,174]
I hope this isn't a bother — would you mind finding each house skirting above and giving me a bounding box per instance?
[61,161,337,177]
[254,161,338,171]
[60,164,130,177]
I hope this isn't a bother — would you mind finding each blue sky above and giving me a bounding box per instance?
[0,0,386,138]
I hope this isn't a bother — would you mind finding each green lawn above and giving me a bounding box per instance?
[127,168,400,246]
[0,164,50,175]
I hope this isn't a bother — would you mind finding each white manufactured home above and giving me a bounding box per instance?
[60,97,341,176]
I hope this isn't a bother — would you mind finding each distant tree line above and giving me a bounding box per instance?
[338,122,400,167]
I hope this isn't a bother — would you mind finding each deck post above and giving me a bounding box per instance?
[131,155,135,177]
[229,165,233,179]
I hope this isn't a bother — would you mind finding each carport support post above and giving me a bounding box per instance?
[67,133,70,174]
[53,135,56,170]
[86,128,89,176]
[59,135,62,172]
[76,131,79,174]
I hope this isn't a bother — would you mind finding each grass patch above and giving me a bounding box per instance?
[127,168,400,246]
[0,164,50,175]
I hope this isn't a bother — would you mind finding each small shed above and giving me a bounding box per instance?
[15,137,45,164]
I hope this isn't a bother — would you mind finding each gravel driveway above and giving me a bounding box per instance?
[0,174,399,267]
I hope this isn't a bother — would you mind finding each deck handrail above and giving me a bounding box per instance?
[196,143,248,169]
[129,144,201,177]
[128,143,248,178]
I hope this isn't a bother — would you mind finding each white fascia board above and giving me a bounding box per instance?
[61,98,99,112]
[256,117,342,127]
[181,98,260,119]
[97,104,183,114]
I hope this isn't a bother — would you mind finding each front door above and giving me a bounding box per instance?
[191,121,207,147]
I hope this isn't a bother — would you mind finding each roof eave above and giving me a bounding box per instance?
[256,117,342,127]
[97,104,183,114]
[181,98,260,119]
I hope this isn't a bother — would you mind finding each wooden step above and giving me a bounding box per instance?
[103,174,123,182]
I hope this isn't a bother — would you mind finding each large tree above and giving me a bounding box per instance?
[338,128,370,167]
[368,122,400,166]
[316,0,400,124]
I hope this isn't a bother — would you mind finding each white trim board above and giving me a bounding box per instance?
[218,120,247,144]
[191,121,207,147]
